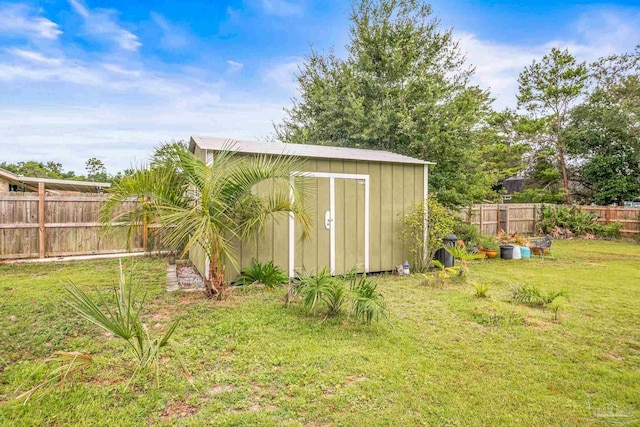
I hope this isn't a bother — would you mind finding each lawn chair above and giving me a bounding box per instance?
[530,235,554,260]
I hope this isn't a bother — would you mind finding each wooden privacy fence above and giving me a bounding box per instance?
[0,191,161,260]
[461,203,640,237]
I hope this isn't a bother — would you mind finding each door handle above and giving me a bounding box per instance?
[324,210,332,230]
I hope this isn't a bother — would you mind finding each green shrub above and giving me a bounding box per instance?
[471,280,490,298]
[443,244,484,279]
[477,235,499,250]
[348,274,389,325]
[321,279,348,317]
[65,261,184,388]
[538,205,622,238]
[292,268,389,324]
[599,223,622,238]
[236,259,288,289]
[399,197,456,272]
[453,221,481,246]
[293,267,333,312]
[511,283,567,307]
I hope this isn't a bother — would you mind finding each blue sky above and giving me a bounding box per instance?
[1,0,639,174]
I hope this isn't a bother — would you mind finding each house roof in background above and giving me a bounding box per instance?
[0,167,111,193]
[190,136,433,165]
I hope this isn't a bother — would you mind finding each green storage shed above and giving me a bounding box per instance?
[189,136,432,280]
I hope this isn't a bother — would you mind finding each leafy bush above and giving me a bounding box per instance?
[510,283,567,307]
[477,235,499,250]
[430,259,461,285]
[236,259,288,289]
[547,296,568,322]
[66,261,184,388]
[511,189,566,204]
[538,205,622,238]
[471,281,490,298]
[443,244,484,279]
[399,197,456,272]
[599,223,622,238]
[294,267,333,312]
[348,274,389,325]
[453,221,481,246]
[321,279,348,317]
[292,268,389,324]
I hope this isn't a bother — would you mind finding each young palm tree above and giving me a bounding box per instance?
[100,143,312,297]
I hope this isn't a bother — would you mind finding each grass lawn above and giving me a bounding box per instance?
[1,240,639,426]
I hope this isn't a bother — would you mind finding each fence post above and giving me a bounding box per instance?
[142,196,149,251]
[479,204,483,234]
[605,207,611,224]
[38,182,45,259]
[505,205,510,234]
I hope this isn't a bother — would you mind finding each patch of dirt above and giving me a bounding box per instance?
[605,351,624,361]
[178,293,204,305]
[346,376,367,385]
[160,401,199,420]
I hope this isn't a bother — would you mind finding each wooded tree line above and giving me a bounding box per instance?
[0,158,117,183]
[274,0,640,207]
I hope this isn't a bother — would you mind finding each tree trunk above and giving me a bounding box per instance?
[206,249,226,299]
[556,116,572,205]
[558,147,571,204]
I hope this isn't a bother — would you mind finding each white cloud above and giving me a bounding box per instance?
[0,3,62,40]
[260,0,303,17]
[458,8,640,109]
[150,12,191,50]
[226,60,244,73]
[8,48,62,66]
[263,59,301,92]
[69,0,141,51]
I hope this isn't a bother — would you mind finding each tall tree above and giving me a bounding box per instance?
[517,48,588,204]
[274,0,492,206]
[85,158,108,182]
[565,50,640,205]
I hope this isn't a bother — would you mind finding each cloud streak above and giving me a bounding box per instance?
[0,3,62,40]
[69,0,141,51]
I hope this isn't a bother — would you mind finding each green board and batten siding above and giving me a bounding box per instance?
[188,137,429,281]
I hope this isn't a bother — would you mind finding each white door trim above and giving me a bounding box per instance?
[289,172,369,277]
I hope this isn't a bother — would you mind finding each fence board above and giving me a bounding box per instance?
[0,192,158,260]
[460,203,640,237]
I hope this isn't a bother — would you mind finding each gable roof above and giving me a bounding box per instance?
[190,136,433,165]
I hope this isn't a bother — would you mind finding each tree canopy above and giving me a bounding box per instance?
[274,0,496,206]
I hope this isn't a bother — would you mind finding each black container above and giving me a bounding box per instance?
[500,245,514,260]
[434,233,458,267]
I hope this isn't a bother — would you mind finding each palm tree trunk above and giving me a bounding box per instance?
[207,248,226,298]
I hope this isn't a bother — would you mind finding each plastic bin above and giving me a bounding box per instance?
[512,246,522,260]
[520,246,531,259]
[434,233,458,267]
[500,245,514,260]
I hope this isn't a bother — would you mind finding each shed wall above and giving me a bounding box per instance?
[189,149,425,281]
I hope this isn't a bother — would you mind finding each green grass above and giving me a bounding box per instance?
[1,240,639,426]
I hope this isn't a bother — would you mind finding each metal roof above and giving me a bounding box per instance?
[190,136,433,165]
[0,167,111,193]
